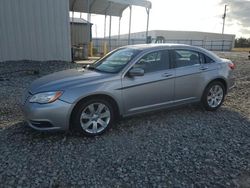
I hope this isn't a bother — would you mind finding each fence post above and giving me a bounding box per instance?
[222,40,225,51]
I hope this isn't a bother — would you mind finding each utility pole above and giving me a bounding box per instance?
[222,4,227,35]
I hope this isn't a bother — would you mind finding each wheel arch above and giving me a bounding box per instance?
[204,77,228,94]
[201,77,227,111]
[69,94,121,130]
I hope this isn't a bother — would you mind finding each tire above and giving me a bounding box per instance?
[201,81,226,111]
[72,98,115,136]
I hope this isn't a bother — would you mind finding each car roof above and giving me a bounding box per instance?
[123,43,191,50]
[120,43,221,61]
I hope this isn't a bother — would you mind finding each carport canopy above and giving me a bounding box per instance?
[69,0,152,50]
[69,0,152,17]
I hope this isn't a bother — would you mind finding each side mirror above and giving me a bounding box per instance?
[128,67,144,77]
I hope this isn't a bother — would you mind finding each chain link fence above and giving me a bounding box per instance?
[92,38,233,55]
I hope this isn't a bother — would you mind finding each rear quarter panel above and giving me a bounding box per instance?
[200,62,231,96]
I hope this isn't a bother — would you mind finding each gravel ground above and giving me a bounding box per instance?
[0,53,250,187]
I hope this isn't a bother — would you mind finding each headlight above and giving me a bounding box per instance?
[29,91,63,104]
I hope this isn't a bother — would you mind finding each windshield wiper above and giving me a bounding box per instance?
[83,64,97,70]
[85,64,113,74]
[86,65,104,73]
[87,64,95,70]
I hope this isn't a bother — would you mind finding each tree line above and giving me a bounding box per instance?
[235,37,250,48]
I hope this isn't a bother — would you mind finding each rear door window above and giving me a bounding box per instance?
[199,53,215,64]
[205,55,214,64]
[173,50,200,68]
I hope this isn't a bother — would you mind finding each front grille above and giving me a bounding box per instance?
[30,121,53,128]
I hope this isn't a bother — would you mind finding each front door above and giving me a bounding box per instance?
[121,50,175,115]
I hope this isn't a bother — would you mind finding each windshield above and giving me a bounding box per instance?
[92,48,141,73]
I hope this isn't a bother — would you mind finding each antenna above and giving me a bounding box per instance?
[222,4,227,35]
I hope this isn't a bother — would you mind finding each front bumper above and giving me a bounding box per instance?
[22,99,73,131]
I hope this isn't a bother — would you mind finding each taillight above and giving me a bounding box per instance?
[228,62,235,70]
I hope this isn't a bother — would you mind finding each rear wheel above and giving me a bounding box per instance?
[201,81,225,111]
[72,99,114,136]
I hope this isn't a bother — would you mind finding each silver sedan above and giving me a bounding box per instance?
[22,44,235,136]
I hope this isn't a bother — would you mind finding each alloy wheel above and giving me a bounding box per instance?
[80,103,111,134]
[207,85,224,108]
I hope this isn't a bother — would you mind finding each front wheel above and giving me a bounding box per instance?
[72,99,114,136]
[201,81,225,111]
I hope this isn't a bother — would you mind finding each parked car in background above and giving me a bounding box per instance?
[22,44,235,136]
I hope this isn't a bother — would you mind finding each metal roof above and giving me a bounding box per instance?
[69,17,90,24]
[69,0,152,17]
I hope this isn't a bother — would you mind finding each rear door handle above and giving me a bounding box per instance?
[162,73,173,77]
[200,66,208,71]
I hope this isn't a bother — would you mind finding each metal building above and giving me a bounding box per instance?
[0,0,71,62]
[70,18,92,59]
[113,30,236,51]
[70,18,92,46]
[0,0,152,62]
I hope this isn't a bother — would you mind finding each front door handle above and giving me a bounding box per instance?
[200,66,208,71]
[162,73,173,77]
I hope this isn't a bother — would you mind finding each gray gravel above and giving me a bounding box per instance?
[0,53,250,187]
[0,60,82,127]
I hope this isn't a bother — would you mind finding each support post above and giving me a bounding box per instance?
[118,17,121,46]
[87,0,93,57]
[103,15,107,55]
[104,15,107,39]
[128,5,132,45]
[109,15,112,51]
[146,8,150,43]
[87,0,90,21]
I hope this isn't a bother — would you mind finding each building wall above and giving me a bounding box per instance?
[0,0,71,62]
[122,30,235,41]
[70,23,91,46]
[114,30,236,51]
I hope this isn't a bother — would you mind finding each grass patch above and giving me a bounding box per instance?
[232,48,250,52]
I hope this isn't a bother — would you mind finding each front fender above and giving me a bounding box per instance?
[60,78,123,113]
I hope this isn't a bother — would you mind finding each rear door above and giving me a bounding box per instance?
[172,49,205,101]
[121,49,175,115]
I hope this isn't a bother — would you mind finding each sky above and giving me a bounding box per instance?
[72,0,250,38]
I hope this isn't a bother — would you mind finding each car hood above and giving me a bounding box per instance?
[29,68,112,94]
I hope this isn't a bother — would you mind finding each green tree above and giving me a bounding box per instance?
[235,37,250,48]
